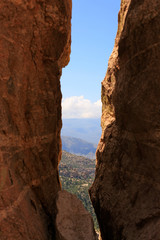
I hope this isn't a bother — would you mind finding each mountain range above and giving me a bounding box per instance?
[61,136,97,159]
[61,118,101,145]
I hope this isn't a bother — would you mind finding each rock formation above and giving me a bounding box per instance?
[90,0,160,239]
[0,0,71,239]
[56,190,97,240]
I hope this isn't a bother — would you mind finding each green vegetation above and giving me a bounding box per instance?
[59,151,99,230]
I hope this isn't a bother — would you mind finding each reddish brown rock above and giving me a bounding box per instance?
[0,0,71,239]
[55,190,97,240]
[90,0,160,239]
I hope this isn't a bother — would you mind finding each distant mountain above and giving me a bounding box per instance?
[61,136,97,159]
[61,118,101,145]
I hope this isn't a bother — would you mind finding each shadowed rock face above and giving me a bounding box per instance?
[56,190,97,240]
[0,0,71,239]
[90,0,160,239]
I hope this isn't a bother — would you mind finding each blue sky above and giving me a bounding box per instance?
[61,0,120,118]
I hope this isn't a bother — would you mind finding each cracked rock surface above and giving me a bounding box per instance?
[90,0,160,239]
[0,0,71,239]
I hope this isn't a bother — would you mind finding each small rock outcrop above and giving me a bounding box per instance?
[56,190,97,240]
[0,0,71,239]
[90,0,160,239]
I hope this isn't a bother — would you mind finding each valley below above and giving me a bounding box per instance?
[59,150,99,230]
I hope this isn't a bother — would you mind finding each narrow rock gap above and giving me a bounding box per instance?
[57,1,121,239]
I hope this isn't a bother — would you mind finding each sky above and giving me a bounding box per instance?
[62,0,121,119]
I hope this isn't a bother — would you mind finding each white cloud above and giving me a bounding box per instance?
[62,96,102,119]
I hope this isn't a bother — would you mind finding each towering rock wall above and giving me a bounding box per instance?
[90,0,160,239]
[0,0,71,239]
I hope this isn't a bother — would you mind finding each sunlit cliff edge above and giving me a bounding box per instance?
[90,0,160,239]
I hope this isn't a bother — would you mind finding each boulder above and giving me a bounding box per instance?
[56,190,97,240]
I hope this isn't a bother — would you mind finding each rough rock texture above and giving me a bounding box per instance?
[90,0,160,239]
[0,0,71,239]
[56,190,97,240]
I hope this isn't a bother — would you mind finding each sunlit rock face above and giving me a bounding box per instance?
[0,0,71,239]
[90,0,160,239]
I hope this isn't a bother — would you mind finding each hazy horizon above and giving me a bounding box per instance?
[61,118,101,144]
